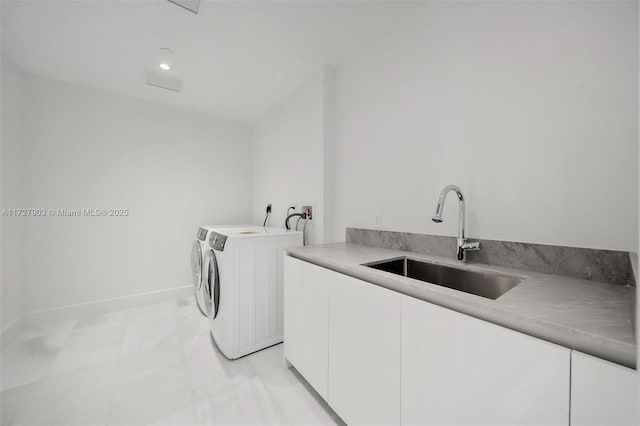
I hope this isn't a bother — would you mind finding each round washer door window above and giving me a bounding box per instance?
[191,240,202,291]
[203,250,220,319]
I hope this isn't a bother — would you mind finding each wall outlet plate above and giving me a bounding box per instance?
[301,205,314,221]
[374,211,382,228]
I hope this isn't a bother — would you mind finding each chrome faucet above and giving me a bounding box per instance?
[432,185,480,262]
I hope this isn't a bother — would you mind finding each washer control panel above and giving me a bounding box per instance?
[197,227,209,241]
[209,232,228,251]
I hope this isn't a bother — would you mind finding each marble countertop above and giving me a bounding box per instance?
[287,242,637,369]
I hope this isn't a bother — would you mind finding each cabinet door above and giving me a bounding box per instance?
[571,351,638,426]
[329,273,401,425]
[401,295,570,426]
[283,256,329,400]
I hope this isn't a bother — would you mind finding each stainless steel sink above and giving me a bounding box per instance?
[364,257,522,300]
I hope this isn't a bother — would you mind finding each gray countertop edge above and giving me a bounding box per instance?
[286,244,636,369]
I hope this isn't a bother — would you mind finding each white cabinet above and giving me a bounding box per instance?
[283,256,329,399]
[284,256,634,426]
[571,351,639,426]
[401,295,571,426]
[328,272,401,426]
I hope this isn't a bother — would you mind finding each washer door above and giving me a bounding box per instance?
[191,240,202,291]
[204,250,220,319]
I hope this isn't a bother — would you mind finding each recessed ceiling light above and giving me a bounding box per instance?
[157,48,174,71]
[146,48,180,92]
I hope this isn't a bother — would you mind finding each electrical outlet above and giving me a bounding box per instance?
[374,211,382,228]
[302,205,313,221]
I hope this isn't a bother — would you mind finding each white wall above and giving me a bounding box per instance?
[1,55,24,328]
[334,1,638,251]
[20,74,252,312]
[252,67,335,244]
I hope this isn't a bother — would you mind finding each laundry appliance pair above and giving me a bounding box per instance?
[191,225,302,359]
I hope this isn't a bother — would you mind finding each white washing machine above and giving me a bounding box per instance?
[208,226,303,359]
[190,224,250,317]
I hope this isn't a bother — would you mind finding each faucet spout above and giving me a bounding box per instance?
[432,184,465,239]
[431,185,479,262]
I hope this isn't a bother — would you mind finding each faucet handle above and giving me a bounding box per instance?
[457,240,481,262]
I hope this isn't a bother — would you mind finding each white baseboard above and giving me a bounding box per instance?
[1,285,192,346]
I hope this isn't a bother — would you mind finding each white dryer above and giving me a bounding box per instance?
[208,226,303,359]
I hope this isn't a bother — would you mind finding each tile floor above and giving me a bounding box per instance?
[1,296,343,426]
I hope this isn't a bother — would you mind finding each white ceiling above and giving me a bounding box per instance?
[1,0,419,123]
